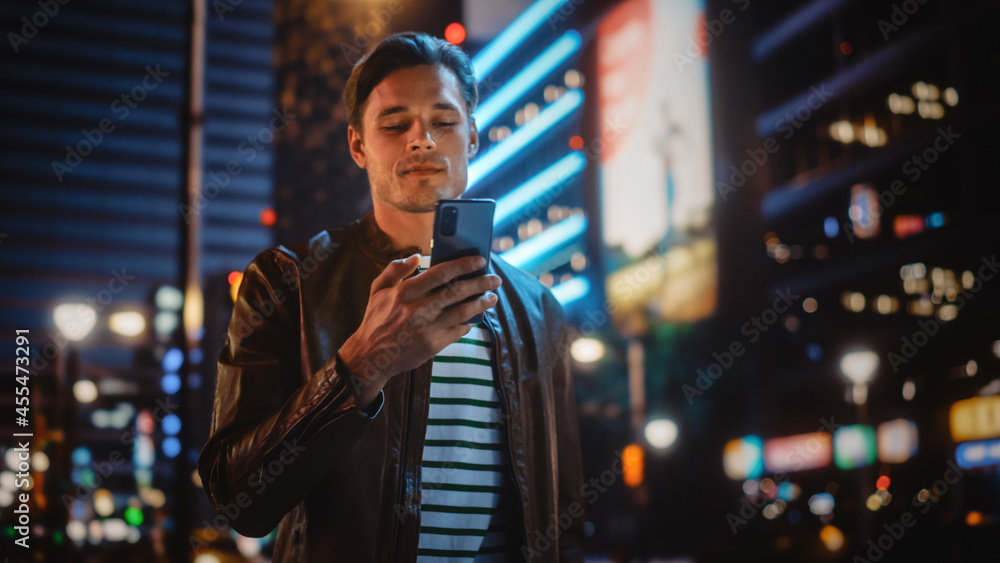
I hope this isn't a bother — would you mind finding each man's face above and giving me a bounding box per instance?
[348,64,479,213]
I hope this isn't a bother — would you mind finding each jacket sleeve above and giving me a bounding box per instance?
[549,298,587,562]
[197,248,381,538]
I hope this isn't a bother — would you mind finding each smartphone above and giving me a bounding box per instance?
[430,198,496,324]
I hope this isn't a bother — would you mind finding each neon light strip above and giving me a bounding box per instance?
[468,88,583,189]
[491,151,586,227]
[551,276,590,305]
[472,0,572,82]
[475,31,581,130]
[500,214,587,270]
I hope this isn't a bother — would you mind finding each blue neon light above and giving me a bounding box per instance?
[468,89,583,189]
[472,0,572,82]
[475,31,581,130]
[492,152,586,226]
[955,438,1000,469]
[162,347,183,372]
[823,216,839,238]
[161,373,181,394]
[551,276,590,305]
[162,437,181,458]
[500,214,587,270]
[162,414,181,436]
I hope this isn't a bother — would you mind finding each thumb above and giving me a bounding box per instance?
[370,254,421,296]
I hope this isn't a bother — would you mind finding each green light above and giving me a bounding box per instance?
[833,425,877,470]
[54,530,65,544]
[5,525,14,538]
[79,468,96,488]
[124,506,144,526]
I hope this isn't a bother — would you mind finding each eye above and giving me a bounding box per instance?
[435,122,457,128]
[382,124,407,132]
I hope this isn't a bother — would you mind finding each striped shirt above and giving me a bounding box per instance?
[417,324,514,562]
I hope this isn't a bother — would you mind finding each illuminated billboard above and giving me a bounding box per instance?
[763,432,832,473]
[597,0,716,333]
[723,435,764,480]
[950,395,1000,442]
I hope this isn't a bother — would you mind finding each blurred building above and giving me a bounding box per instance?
[1,0,275,559]
[700,0,1000,561]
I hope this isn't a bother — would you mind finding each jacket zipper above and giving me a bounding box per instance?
[482,312,529,559]
[394,367,414,562]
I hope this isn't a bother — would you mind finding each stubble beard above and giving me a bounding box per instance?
[372,168,465,213]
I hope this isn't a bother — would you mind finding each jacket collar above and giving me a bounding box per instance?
[357,210,424,266]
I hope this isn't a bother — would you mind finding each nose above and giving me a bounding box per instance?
[407,120,435,152]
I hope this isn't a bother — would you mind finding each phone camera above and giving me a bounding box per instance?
[441,206,458,237]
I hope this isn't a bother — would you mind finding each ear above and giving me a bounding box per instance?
[467,117,479,159]
[348,124,367,169]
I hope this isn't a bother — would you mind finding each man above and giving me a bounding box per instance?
[198,32,585,562]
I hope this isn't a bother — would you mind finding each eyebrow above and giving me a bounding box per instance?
[376,102,462,119]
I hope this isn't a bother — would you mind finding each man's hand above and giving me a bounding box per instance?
[338,254,501,410]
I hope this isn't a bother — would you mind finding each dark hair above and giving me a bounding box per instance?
[344,32,478,132]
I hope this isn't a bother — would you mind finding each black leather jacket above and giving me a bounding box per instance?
[198,212,586,562]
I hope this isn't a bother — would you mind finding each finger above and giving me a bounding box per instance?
[406,255,486,296]
[429,322,475,352]
[437,291,498,328]
[422,274,501,312]
[370,254,421,296]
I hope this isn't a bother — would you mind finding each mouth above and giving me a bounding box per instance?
[402,167,444,177]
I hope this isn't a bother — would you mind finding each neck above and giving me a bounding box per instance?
[372,203,434,254]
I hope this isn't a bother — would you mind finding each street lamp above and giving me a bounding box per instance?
[51,302,99,556]
[840,350,879,405]
[53,303,97,342]
[644,418,678,450]
[108,311,146,337]
[570,337,605,364]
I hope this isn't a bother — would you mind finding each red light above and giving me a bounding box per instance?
[444,22,466,45]
[260,208,277,227]
[893,215,925,239]
[876,475,891,490]
[227,271,242,285]
[568,135,584,151]
[840,42,853,56]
